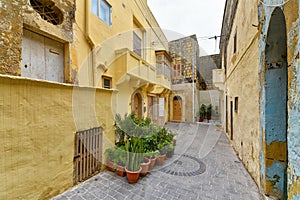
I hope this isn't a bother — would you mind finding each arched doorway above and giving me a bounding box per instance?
[173,96,182,121]
[263,7,287,199]
[133,93,143,118]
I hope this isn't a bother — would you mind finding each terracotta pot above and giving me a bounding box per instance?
[125,167,142,184]
[106,160,115,172]
[140,158,150,176]
[156,154,166,166]
[149,157,156,170]
[116,164,126,177]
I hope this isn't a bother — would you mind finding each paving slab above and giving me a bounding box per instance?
[52,122,261,200]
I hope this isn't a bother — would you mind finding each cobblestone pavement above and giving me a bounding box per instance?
[52,122,261,200]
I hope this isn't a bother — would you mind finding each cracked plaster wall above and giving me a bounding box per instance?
[258,0,300,199]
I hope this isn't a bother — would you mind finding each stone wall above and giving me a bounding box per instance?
[0,75,114,199]
[0,0,76,81]
[258,0,300,199]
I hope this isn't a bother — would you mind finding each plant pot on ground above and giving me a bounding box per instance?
[148,150,159,170]
[156,153,166,165]
[166,144,175,158]
[115,146,126,177]
[199,104,207,122]
[105,147,116,172]
[125,137,144,184]
[140,157,150,176]
[149,155,156,170]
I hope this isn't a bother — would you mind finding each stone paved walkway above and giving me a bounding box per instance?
[52,122,261,200]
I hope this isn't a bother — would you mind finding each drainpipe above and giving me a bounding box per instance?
[85,0,95,87]
[192,37,195,123]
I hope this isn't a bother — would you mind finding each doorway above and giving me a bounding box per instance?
[263,7,287,199]
[173,96,182,121]
[133,93,143,118]
[21,29,64,83]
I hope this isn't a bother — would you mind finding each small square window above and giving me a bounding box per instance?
[102,76,112,89]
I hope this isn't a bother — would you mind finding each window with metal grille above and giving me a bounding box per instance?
[30,0,63,25]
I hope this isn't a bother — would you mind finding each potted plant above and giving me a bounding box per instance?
[166,143,175,158]
[157,143,167,165]
[105,147,116,172]
[199,104,206,122]
[115,146,126,177]
[125,137,143,183]
[206,104,212,121]
[148,151,159,170]
[140,157,150,176]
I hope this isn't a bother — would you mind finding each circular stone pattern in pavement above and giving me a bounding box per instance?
[160,154,206,176]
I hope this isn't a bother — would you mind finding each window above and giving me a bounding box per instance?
[92,0,112,26]
[133,32,142,57]
[234,97,238,112]
[233,31,237,54]
[102,76,112,89]
[30,0,63,25]
[172,64,182,79]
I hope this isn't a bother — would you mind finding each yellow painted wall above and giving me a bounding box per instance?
[0,76,114,200]
[225,0,261,185]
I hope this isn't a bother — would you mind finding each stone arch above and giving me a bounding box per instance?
[131,91,143,118]
[261,7,288,199]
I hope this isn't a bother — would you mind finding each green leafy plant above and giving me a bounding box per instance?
[200,104,207,118]
[125,137,144,171]
[105,147,116,162]
[206,104,212,120]
[114,146,126,166]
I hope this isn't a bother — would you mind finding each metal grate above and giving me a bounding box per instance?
[74,127,103,184]
[30,0,63,25]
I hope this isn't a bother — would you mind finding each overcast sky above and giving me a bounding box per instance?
[147,0,226,56]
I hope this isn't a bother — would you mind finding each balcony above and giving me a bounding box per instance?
[115,48,156,86]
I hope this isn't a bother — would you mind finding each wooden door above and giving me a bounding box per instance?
[21,29,64,82]
[133,93,142,118]
[173,97,182,121]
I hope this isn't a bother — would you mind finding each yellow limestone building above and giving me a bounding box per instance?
[74,0,172,124]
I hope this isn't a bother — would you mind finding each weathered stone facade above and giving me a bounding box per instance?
[169,35,202,122]
[0,0,76,82]
[221,0,300,199]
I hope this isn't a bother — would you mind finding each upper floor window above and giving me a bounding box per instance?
[30,0,63,25]
[233,31,237,54]
[92,0,112,26]
[133,32,142,57]
[155,51,172,79]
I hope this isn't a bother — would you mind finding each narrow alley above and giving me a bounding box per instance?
[52,123,261,200]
